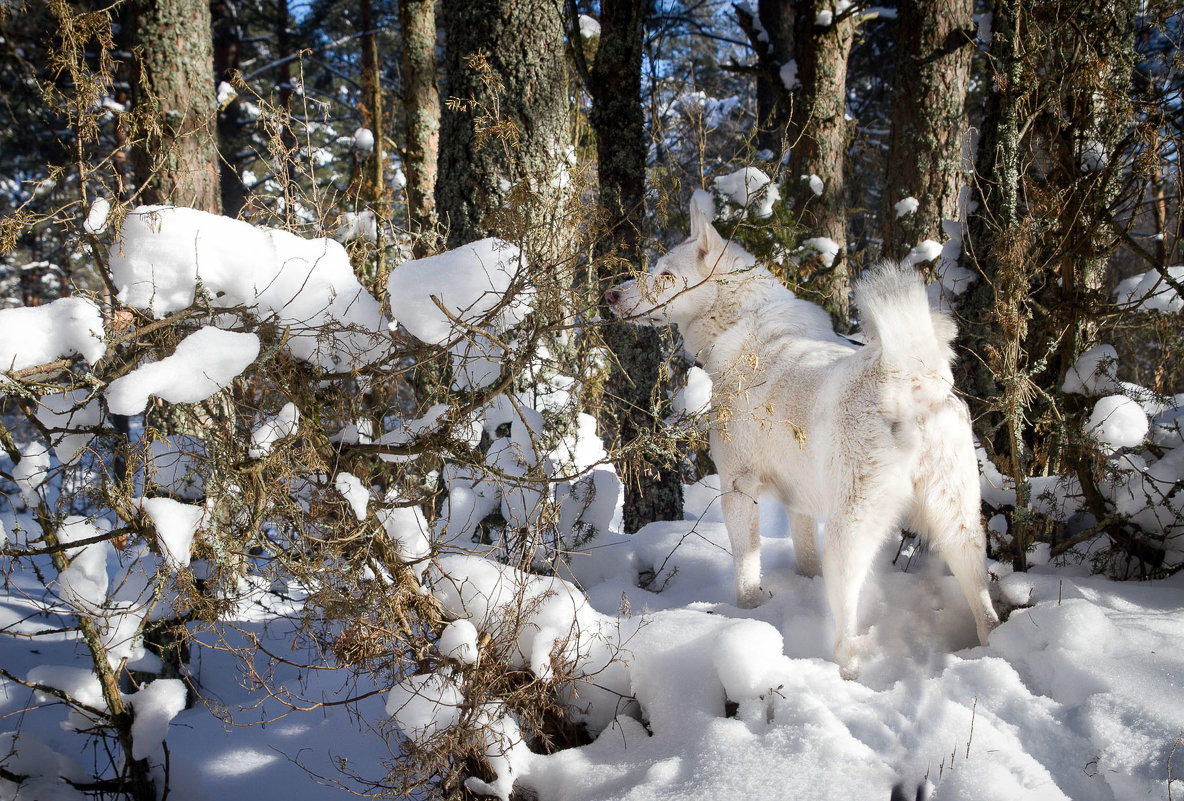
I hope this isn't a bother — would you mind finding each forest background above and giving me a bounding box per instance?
[0,0,1182,798]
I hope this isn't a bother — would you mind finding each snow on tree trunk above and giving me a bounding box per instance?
[882,0,974,263]
[787,0,856,331]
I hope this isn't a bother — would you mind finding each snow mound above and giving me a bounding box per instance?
[1087,395,1148,451]
[104,326,259,415]
[387,238,531,345]
[110,205,387,369]
[714,168,779,218]
[0,297,106,372]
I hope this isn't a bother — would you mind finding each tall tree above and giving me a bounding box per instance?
[786,0,856,329]
[211,0,246,217]
[959,0,1141,570]
[130,0,221,212]
[399,0,440,256]
[436,0,568,247]
[587,0,684,531]
[734,0,795,156]
[881,0,975,261]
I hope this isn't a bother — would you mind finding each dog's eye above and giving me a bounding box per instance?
[656,270,676,285]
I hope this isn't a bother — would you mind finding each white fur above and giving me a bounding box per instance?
[606,205,1000,678]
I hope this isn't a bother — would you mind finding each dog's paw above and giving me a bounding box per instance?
[736,586,771,609]
[835,637,863,681]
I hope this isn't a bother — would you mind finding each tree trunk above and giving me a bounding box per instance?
[882,0,974,262]
[590,0,684,532]
[787,0,855,330]
[436,0,568,248]
[211,0,246,218]
[732,0,795,156]
[958,0,1138,571]
[400,0,440,256]
[130,0,221,213]
[357,0,388,288]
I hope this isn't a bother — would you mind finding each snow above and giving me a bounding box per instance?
[465,710,531,801]
[438,619,479,665]
[1063,344,1119,395]
[798,236,840,267]
[0,296,107,372]
[336,209,377,243]
[902,238,943,267]
[84,197,111,234]
[109,206,388,370]
[1114,265,1184,313]
[779,60,799,90]
[672,365,712,416]
[451,333,505,390]
[216,81,237,106]
[104,326,260,415]
[12,441,50,505]
[1087,395,1149,451]
[378,502,432,578]
[1080,139,1107,172]
[385,670,464,746]
[386,238,531,345]
[127,679,187,760]
[3,464,1183,800]
[804,173,824,196]
[33,388,103,465]
[248,401,300,457]
[55,516,110,612]
[894,196,919,217]
[352,127,375,154]
[335,471,370,520]
[714,168,778,218]
[137,497,204,569]
[4,212,1184,801]
[578,14,600,38]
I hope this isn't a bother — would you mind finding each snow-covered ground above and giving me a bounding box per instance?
[4,479,1181,801]
[2,203,1182,800]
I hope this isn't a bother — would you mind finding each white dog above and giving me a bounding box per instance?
[605,198,1000,677]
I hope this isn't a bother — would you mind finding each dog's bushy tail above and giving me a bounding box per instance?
[854,261,956,417]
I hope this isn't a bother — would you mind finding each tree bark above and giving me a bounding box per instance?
[436,0,568,248]
[786,0,855,330]
[958,0,1139,571]
[882,0,974,261]
[400,0,440,256]
[130,0,221,213]
[211,0,246,217]
[589,0,683,532]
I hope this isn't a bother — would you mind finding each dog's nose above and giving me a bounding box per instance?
[604,289,620,305]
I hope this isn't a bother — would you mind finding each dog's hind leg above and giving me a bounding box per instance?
[931,531,999,646]
[913,409,1001,646]
[823,467,913,679]
[822,511,891,679]
[914,479,1000,645]
[790,511,820,577]
[721,471,764,608]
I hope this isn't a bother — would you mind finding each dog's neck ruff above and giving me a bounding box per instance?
[679,273,844,373]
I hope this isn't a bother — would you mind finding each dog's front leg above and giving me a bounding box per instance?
[721,471,763,608]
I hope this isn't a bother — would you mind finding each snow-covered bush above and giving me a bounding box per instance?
[0,182,627,798]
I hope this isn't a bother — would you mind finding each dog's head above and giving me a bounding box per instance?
[605,191,756,327]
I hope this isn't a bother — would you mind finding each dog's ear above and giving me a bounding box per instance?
[689,190,724,261]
